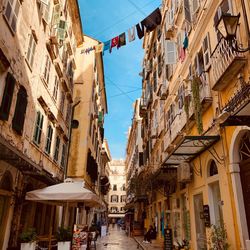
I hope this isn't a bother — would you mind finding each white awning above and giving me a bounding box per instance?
[25,178,102,207]
[108,214,125,218]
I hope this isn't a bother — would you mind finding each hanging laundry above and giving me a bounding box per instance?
[128,26,136,42]
[95,43,104,53]
[103,40,111,52]
[136,23,144,39]
[183,32,189,50]
[110,36,119,52]
[141,8,162,32]
[118,32,126,48]
[179,47,186,63]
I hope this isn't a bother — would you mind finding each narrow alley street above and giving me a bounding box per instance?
[96,225,140,250]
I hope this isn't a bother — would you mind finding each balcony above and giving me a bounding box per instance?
[199,73,212,111]
[139,98,147,117]
[211,38,246,91]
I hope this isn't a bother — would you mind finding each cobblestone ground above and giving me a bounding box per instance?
[95,225,140,250]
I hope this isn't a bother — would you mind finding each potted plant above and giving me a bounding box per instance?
[19,228,37,250]
[56,227,72,250]
[208,223,230,250]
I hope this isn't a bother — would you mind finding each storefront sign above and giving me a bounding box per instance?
[203,205,211,227]
[164,228,173,250]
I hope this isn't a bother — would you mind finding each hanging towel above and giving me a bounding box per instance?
[179,47,186,63]
[110,36,119,52]
[136,23,144,39]
[118,32,126,48]
[103,40,111,52]
[141,8,162,32]
[183,32,189,50]
[128,26,136,42]
[95,43,104,53]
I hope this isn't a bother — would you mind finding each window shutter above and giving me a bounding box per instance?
[40,0,49,5]
[12,87,27,135]
[38,113,44,144]
[192,0,199,14]
[52,4,61,25]
[57,20,67,41]
[202,33,211,69]
[184,0,191,23]
[165,40,177,65]
[0,73,16,120]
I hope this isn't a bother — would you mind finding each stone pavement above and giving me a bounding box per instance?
[133,236,163,250]
[95,225,142,250]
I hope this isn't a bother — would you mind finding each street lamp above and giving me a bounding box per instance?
[217,13,250,52]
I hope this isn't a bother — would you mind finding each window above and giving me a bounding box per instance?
[40,0,51,24]
[111,195,118,203]
[61,143,67,169]
[202,33,211,69]
[4,0,20,32]
[153,71,157,92]
[26,33,36,68]
[52,76,59,100]
[178,85,185,110]
[0,73,16,120]
[113,184,117,191]
[209,160,218,177]
[120,195,126,203]
[45,125,53,154]
[66,103,71,125]
[12,86,28,135]
[33,111,44,145]
[157,55,162,77]
[53,136,60,162]
[43,55,51,85]
[165,40,177,65]
[59,91,65,115]
[110,207,118,213]
[120,207,125,212]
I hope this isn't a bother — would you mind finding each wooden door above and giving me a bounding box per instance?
[240,160,250,234]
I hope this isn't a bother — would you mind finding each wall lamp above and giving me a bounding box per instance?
[217,13,250,52]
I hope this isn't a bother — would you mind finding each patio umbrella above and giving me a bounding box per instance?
[25,178,102,207]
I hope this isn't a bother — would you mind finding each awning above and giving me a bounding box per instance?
[26,178,102,207]
[163,135,220,165]
[108,214,125,218]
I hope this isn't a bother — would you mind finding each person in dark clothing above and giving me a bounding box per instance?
[143,225,154,243]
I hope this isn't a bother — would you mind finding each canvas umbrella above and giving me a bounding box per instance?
[25,179,102,249]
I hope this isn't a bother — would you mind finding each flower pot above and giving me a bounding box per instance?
[20,242,36,250]
[58,241,71,250]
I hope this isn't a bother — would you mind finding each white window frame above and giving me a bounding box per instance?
[26,33,36,68]
[3,0,20,33]
[43,55,51,85]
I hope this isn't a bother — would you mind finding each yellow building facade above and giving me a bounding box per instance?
[126,0,250,249]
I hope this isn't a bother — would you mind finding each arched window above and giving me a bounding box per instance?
[239,132,250,161]
[12,86,28,135]
[0,171,13,191]
[209,160,218,177]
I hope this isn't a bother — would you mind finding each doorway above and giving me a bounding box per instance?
[194,193,206,250]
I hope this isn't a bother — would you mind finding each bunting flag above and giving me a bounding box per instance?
[83,8,163,55]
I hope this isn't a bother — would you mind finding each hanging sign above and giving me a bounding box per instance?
[164,228,173,250]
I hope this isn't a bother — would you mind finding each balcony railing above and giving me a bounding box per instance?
[199,73,212,110]
[211,38,246,91]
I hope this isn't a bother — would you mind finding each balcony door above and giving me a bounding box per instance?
[194,193,206,250]
[239,159,250,235]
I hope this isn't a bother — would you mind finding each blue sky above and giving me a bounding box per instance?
[80,0,161,159]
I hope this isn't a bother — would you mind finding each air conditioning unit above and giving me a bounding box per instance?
[177,162,191,183]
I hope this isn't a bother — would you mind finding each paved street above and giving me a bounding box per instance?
[95,225,140,250]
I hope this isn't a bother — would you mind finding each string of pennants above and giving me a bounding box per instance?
[81,8,162,55]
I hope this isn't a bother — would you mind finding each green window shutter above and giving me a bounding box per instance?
[38,114,44,144]
[0,72,16,121]
[33,111,40,143]
[45,125,53,154]
[12,86,28,135]
[53,136,60,161]
[57,20,66,41]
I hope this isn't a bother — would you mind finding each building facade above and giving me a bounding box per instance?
[108,160,126,221]
[126,0,250,249]
[0,0,83,249]
[67,35,109,226]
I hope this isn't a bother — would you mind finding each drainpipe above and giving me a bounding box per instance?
[241,0,250,48]
[64,98,81,179]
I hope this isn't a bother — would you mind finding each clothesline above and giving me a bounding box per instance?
[81,7,162,55]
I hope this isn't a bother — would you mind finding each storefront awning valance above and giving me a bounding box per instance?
[163,135,220,166]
